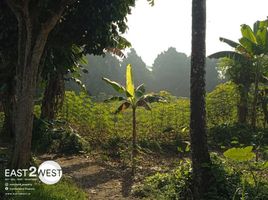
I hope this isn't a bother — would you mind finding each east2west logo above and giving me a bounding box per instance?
[5,161,62,185]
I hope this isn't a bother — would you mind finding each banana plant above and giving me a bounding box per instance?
[210,19,268,59]
[209,19,268,127]
[102,64,165,174]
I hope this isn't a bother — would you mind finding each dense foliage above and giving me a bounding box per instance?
[32,119,90,154]
[134,154,268,200]
[32,83,267,155]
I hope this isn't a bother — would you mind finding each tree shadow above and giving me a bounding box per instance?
[72,168,121,189]
[60,159,121,188]
[62,161,94,173]
[121,169,134,197]
[65,160,136,197]
[51,156,143,198]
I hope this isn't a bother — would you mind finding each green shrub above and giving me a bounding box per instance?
[55,91,267,156]
[133,160,193,199]
[222,147,268,200]
[134,153,268,200]
[102,134,128,158]
[32,118,90,154]
[208,123,268,150]
[59,91,190,150]
[206,82,238,127]
[139,139,162,153]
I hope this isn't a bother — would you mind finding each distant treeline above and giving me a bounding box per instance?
[67,47,222,98]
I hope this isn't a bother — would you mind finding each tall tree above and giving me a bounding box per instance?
[153,47,190,96]
[191,0,213,198]
[152,47,220,97]
[39,0,135,120]
[5,0,72,168]
[2,0,136,168]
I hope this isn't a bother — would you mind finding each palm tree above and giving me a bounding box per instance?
[191,0,214,198]
[103,64,165,174]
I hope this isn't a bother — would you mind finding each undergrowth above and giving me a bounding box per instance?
[133,154,268,200]
[32,118,90,154]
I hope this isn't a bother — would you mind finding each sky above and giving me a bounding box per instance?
[123,0,268,66]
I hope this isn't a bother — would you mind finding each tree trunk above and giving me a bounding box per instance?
[10,30,48,168]
[40,73,65,120]
[238,84,249,124]
[191,0,214,198]
[11,89,35,168]
[262,102,268,128]
[11,30,47,168]
[7,0,67,168]
[131,107,137,175]
[251,73,259,128]
[260,89,268,128]
[0,62,15,138]
[1,91,15,137]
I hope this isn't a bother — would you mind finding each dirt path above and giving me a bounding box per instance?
[40,153,180,200]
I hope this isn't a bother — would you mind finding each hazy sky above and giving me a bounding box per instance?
[124,0,268,66]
